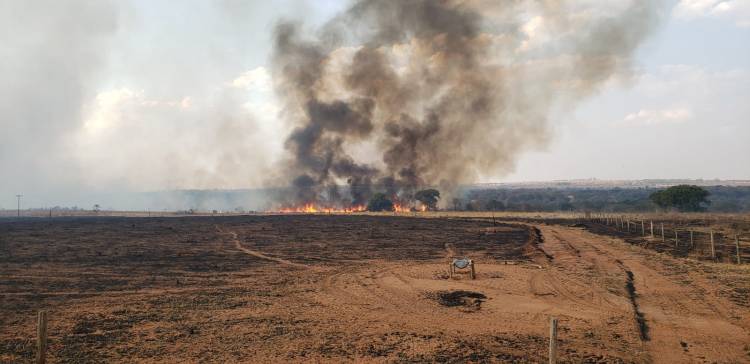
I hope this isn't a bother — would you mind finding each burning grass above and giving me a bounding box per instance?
[273,202,425,213]
[277,203,367,213]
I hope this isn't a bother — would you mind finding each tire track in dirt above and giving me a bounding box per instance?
[534,224,750,363]
[0,286,237,297]
[215,226,312,269]
[319,264,435,318]
[532,228,628,314]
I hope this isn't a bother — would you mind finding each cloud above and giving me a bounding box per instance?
[70,78,279,191]
[0,2,291,208]
[673,0,750,27]
[622,108,693,124]
[0,0,119,205]
[230,67,272,91]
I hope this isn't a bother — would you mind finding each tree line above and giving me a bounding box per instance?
[456,185,750,213]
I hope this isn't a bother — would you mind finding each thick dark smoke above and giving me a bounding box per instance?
[272,0,662,208]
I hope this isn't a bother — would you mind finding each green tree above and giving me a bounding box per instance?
[484,199,505,211]
[367,193,394,212]
[415,189,440,210]
[649,185,710,212]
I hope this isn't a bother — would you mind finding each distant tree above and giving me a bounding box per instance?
[93,204,101,213]
[650,185,710,212]
[367,193,395,212]
[464,201,477,211]
[711,200,741,213]
[452,198,462,211]
[559,201,574,211]
[415,189,440,210]
[484,199,505,211]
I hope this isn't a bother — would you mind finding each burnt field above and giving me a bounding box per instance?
[1,215,536,362]
[1,215,749,363]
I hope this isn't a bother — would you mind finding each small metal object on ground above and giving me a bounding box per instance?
[449,257,475,279]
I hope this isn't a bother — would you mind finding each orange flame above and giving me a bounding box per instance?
[277,204,365,214]
[393,203,408,213]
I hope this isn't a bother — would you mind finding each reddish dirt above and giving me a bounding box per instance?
[1,215,749,363]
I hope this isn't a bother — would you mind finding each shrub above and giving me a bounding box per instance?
[415,189,440,210]
[367,193,394,212]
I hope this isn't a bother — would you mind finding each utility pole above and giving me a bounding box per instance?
[16,194,22,217]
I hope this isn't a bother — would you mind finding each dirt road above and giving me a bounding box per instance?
[532,224,750,363]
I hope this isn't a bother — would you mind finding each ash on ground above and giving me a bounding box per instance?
[427,290,487,312]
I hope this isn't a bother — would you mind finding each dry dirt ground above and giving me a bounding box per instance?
[1,215,749,363]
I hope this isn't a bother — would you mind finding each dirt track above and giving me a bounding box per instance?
[532,224,750,363]
[1,215,749,363]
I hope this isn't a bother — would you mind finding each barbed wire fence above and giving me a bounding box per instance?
[583,213,748,264]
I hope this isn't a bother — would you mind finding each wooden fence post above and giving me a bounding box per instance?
[549,317,558,364]
[37,310,47,364]
[650,221,654,238]
[737,235,742,264]
[710,230,716,259]
[675,230,679,248]
[689,230,694,250]
[661,223,665,242]
[641,220,645,236]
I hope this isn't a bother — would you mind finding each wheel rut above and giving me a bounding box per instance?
[215,226,312,269]
[533,223,750,363]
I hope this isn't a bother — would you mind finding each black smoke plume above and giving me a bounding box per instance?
[271,0,661,208]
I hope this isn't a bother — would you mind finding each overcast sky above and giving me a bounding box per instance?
[1,0,749,208]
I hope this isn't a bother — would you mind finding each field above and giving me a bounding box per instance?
[1,215,750,363]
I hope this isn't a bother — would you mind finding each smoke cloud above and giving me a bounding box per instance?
[0,1,119,204]
[1,0,668,211]
[271,0,663,208]
[0,1,288,210]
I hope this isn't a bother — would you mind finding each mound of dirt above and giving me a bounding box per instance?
[427,290,486,311]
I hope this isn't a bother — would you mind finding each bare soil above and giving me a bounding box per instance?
[1,215,749,363]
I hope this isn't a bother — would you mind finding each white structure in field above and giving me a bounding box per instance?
[449,257,475,279]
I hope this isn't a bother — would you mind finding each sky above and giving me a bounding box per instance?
[1,0,749,209]
[504,0,750,182]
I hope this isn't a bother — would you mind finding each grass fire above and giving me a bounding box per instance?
[2,0,749,363]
